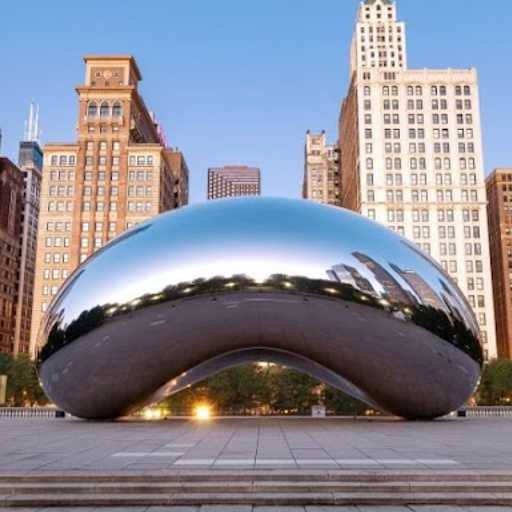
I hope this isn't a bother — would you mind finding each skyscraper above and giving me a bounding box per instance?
[303,131,341,206]
[14,137,43,355]
[207,165,260,200]
[0,156,24,352]
[338,0,496,359]
[486,169,512,359]
[30,55,186,354]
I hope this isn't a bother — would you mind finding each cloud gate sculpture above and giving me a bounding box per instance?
[37,198,482,420]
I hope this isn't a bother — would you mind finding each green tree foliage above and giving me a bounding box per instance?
[475,358,512,405]
[159,363,370,416]
[0,353,49,407]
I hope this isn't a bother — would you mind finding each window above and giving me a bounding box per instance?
[364,86,371,96]
[109,222,116,232]
[366,158,373,170]
[87,102,98,116]
[112,102,122,117]
[100,102,110,116]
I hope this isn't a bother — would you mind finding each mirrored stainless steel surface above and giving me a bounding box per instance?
[37,197,482,420]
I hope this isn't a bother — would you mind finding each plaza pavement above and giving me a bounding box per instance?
[0,416,511,472]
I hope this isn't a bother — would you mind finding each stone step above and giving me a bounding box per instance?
[5,480,512,495]
[2,470,512,483]
[3,491,512,507]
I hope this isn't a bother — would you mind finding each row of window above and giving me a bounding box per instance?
[87,125,120,134]
[43,269,69,280]
[369,172,478,187]
[367,189,480,203]
[81,222,117,233]
[84,171,119,181]
[367,113,474,125]
[363,85,472,96]
[49,155,76,166]
[49,171,75,181]
[85,156,120,166]
[47,200,154,212]
[86,141,121,152]
[49,186,74,197]
[83,186,119,196]
[373,99,473,112]
[43,252,69,263]
[87,101,122,117]
[129,155,155,166]
[365,156,477,171]
[46,222,72,232]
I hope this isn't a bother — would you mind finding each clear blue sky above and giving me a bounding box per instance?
[0,0,510,203]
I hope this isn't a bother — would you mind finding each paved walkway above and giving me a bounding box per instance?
[1,416,512,472]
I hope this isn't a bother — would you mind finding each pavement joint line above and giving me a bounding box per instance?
[111,452,185,457]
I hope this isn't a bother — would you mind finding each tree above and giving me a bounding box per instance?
[0,353,50,407]
[475,359,512,405]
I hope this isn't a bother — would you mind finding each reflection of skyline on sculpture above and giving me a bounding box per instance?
[45,198,476,332]
[37,198,482,421]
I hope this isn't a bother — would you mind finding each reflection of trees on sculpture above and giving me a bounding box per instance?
[39,272,481,366]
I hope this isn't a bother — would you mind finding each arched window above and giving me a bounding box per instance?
[112,102,122,117]
[431,85,438,96]
[394,157,401,170]
[455,86,462,96]
[386,158,393,170]
[464,85,471,95]
[366,158,373,170]
[415,86,422,95]
[440,86,447,96]
[364,86,371,96]
[391,86,398,96]
[87,102,98,116]
[435,158,442,170]
[383,86,390,96]
[407,86,414,96]
[100,102,110,117]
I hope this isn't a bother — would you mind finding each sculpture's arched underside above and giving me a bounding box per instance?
[37,198,482,420]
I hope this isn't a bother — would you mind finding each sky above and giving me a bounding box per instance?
[0,0,511,204]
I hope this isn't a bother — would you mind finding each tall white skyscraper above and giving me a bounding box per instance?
[339,0,497,359]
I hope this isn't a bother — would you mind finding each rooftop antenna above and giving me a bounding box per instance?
[24,99,41,142]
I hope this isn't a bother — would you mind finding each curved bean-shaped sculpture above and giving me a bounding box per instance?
[37,198,482,419]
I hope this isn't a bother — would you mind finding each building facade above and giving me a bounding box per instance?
[30,55,184,354]
[166,149,189,208]
[207,165,260,200]
[303,131,341,206]
[13,141,43,355]
[486,169,512,359]
[0,157,24,353]
[338,0,496,359]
